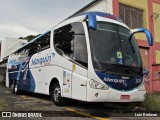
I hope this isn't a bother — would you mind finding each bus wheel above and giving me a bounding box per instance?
[11,82,15,94]
[51,83,67,106]
[14,81,21,95]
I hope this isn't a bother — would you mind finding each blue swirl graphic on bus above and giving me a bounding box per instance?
[31,53,55,65]
[96,71,143,91]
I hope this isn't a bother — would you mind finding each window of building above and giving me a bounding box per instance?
[119,3,144,28]
[54,22,88,68]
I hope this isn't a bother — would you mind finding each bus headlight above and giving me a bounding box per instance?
[89,79,109,90]
[138,83,145,91]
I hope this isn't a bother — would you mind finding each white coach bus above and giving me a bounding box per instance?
[6,12,153,106]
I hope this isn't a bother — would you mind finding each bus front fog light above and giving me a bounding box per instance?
[89,79,109,90]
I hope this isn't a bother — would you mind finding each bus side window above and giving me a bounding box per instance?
[73,23,88,68]
[37,44,41,53]
[36,32,51,52]
[27,32,51,56]
[54,22,88,68]
[54,24,74,59]
[28,44,36,56]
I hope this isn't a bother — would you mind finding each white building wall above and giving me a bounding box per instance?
[81,0,113,14]
[0,38,28,61]
[0,42,1,61]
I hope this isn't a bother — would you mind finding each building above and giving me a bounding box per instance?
[0,37,28,62]
[0,38,27,83]
[73,0,160,93]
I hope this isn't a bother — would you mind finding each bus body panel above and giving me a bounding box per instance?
[29,48,73,95]
[72,65,87,101]
[86,80,145,102]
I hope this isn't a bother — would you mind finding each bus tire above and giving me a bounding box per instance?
[51,83,67,106]
[11,82,15,94]
[14,81,21,95]
[14,82,19,95]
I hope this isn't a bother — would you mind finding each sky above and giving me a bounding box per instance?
[0,0,92,40]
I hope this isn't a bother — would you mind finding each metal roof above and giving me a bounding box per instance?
[67,0,100,19]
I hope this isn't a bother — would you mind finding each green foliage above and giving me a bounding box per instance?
[19,34,40,42]
[143,94,160,111]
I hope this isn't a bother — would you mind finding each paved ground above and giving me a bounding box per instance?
[0,85,160,120]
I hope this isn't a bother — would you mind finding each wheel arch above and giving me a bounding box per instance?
[49,77,60,95]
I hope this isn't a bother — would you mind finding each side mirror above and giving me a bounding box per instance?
[82,13,97,30]
[88,15,97,30]
[131,28,153,46]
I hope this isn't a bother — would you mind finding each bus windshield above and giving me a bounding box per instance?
[89,22,143,75]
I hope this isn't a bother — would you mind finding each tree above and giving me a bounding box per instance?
[19,34,41,42]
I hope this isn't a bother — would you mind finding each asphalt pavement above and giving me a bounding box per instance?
[0,85,160,120]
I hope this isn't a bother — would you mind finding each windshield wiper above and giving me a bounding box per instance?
[102,64,120,73]
[127,67,143,75]
[102,64,142,75]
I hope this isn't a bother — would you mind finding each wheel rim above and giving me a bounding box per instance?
[15,84,17,93]
[11,84,14,93]
[53,86,61,102]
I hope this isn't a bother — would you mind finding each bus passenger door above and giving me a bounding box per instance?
[72,64,88,101]
[71,28,88,101]
[54,22,88,100]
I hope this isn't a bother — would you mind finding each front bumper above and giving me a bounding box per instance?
[87,87,146,102]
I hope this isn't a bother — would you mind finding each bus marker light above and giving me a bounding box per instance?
[72,64,76,71]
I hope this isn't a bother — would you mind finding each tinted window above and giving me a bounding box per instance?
[28,42,37,56]
[90,22,120,64]
[54,22,88,68]
[118,27,142,67]
[73,23,88,67]
[54,24,74,58]
[35,32,50,52]
[89,22,142,75]
[13,32,50,58]
[27,32,51,55]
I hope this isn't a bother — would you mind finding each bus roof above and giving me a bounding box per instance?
[68,11,123,30]
[10,12,123,55]
[70,11,123,22]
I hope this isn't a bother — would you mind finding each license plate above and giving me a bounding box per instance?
[120,95,130,100]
